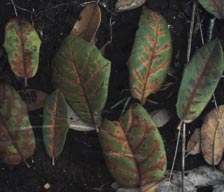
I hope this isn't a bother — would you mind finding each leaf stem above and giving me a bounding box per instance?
[168,121,183,188]
[182,122,186,192]
[52,157,55,166]
[24,159,31,168]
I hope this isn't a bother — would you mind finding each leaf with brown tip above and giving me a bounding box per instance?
[201,105,224,165]
[115,0,146,12]
[71,3,101,43]
[0,82,35,165]
[186,128,201,156]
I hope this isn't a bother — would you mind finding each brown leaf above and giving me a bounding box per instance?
[186,128,201,155]
[19,89,48,111]
[70,3,101,43]
[115,0,147,12]
[201,105,224,165]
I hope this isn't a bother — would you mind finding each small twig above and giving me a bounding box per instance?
[182,122,186,192]
[207,17,216,42]
[167,121,183,192]
[187,0,197,62]
[100,16,114,52]
[120,97,131,117]
[52,157,55,166]
[196,8,204,45]
[10,0,18,16]
[111,97,128,109]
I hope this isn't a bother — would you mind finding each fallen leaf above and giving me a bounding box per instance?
[70,3,101,43]
[150,109,171,128]
[43,89,69,165]
[201,105,224,165]
[186,128,201,156]
[19,89,48,111]
[115,0,146,12]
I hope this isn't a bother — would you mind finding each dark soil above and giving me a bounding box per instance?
[0,0,224,192]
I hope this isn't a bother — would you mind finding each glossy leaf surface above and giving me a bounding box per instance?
[115,0,146,12]
[0,82,35,165]
[176,39,224,123]
[71,3,101,42]
[43,89,69,160]
[52,35,111,126]
[129,9,172,104]
[99,104,166,188]
[4,18,41,79]
[199,0,224,19]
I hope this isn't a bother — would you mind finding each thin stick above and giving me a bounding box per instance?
[182,122,186,192]
[52,157,55,166]
[11,0,18,17]
[24,159,31,168]
[187,0,197,62]
[207,17,216,42]
[196,8,204,45]
[120,97,131,117]
[111,97,128,109]
[168,121,183,184]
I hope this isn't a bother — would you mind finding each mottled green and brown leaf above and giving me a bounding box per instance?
[52,35,111,126]
[176,39,224,123]
[99,104,166,189]
[199,0,224,19]
[43,89,69,163]
[4,18,41,79]
[0,82,35,165]
[129,9,172,104]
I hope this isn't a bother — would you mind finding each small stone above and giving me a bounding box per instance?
[44,183,51,190]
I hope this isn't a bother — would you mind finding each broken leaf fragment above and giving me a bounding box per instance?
[99,103,166,189]
[4,18,41,80]
[71,2,101,43]
[43,89,69,165]
[186,128,201,156]
[0,82,35,165]
[115,0,147,12]
[201,105,224,165]
[18,89,48,111]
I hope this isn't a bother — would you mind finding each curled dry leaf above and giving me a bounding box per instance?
[186,128,201,156]
[115,0,147,12]
[70,3,101,43]
[19,89,48,111]
[150,109,171,128]
[4,18,41,79]
[201,105,224,165]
